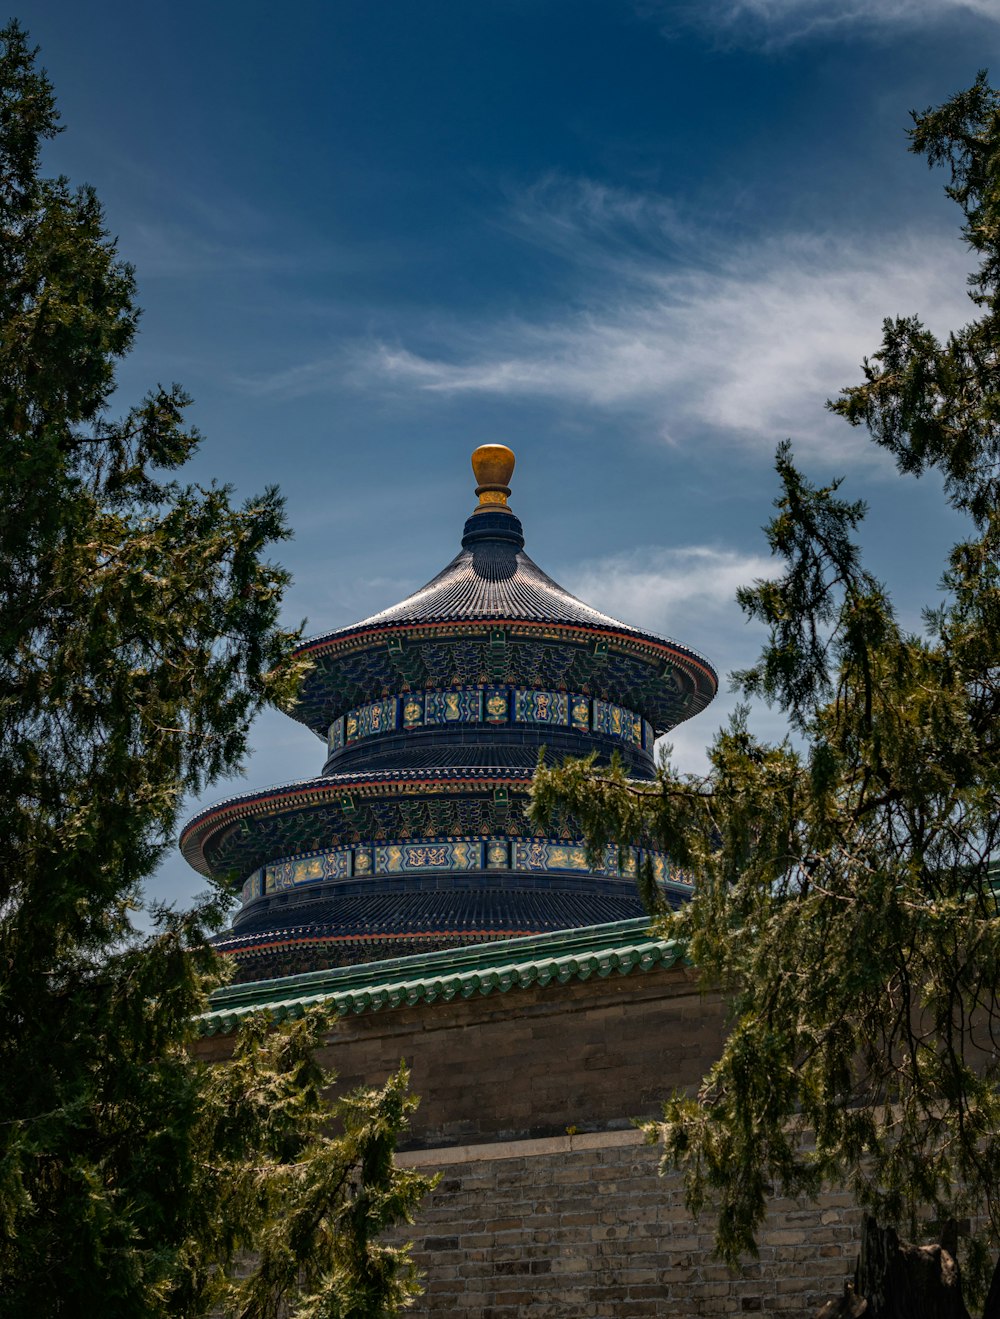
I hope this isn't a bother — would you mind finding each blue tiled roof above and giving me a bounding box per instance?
[215,886,656,941]
[298,524,716,687]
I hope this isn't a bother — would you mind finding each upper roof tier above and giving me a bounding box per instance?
[345,515,636,631]
[287,446,718,738]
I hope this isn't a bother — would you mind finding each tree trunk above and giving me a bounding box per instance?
[815,1281,868,1318]
[981,1253,1000,1319]
[816,1216,971,1319]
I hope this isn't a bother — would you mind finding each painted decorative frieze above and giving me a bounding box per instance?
[486,839,510,868]
[604,843,637,877]
[570,695,590,733]
[593,698,642,747]
[401,694,424,728]
[346,696,398,742]
[262,846,353,893]
[353,846,374,877]
[243,833,689,907]
[425,688,483,724]
[328,686,654,754]
[484,687,510,724]
[515,839,589,871]
[375,839,483,874]
[241,870,265,904]
[513,688,569,726]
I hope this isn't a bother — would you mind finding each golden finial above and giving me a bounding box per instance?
[471,444,515,511]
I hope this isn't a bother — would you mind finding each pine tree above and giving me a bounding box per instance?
[533,73,1000,1311]
[0,24,430,1315]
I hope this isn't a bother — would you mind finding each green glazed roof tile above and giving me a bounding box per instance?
[196,917,685,1037]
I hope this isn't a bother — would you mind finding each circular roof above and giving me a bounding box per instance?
[288,447,718,734]
[337,525,650,634]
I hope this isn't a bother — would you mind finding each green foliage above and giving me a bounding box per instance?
[0,24,430,1315]
[532,74,1000,1291]
[210,1033,429,1319]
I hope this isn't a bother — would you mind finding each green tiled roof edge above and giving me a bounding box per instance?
[197,917,687,1037]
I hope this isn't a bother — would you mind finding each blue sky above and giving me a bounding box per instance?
[17,0,1000,913]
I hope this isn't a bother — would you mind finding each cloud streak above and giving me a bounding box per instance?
[556,544,786,773]
[238,175,974,468]
[345,180,972,462]
[560,544,774,641]
[640,0,999,47]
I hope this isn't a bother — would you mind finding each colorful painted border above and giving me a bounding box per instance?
[327,686,649,752]
[241,835,692,905]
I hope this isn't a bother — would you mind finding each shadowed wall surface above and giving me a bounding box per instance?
[395,1132,864,1317]
[195,921,879,1311]
[193,923,727,1147]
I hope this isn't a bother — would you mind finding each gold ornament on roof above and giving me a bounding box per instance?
[471,444,515,511]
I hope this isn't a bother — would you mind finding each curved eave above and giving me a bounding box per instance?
[297,616,715,681]
[196,918,689,1036]
[216,928,539,956]
[179,768,533,879]
[289,617,718,732]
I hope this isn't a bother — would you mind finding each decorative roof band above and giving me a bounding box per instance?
[179,770,534,876]
[240,835,692,907]
[294,617,718,687]
[327,685,653,755]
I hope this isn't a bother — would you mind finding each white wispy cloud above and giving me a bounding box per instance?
[561,544,774,640]
[238,175,974,464]
[640,0,999,47]
[125,220,304,279]
[341,178,972,463]
[557,544,788,773]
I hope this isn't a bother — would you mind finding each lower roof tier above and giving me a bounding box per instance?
[182,769,691,982]
[229,882,653,941]
[182,769,548,882]
[209,886,687,982]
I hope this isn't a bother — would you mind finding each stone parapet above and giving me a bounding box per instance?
[194,924,725,1147]
[394,1130,861,1316]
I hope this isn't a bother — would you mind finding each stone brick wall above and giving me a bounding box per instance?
[195,963,729,1147]
[199,961,866,1312]
[395,1129,860,1317]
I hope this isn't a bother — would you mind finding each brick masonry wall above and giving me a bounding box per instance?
[195,963,729,1147]
[395,1129,861,1317]
[199,964,866,1312]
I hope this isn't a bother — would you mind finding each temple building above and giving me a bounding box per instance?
[190,451,862,1315]
[180,445,716,982]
